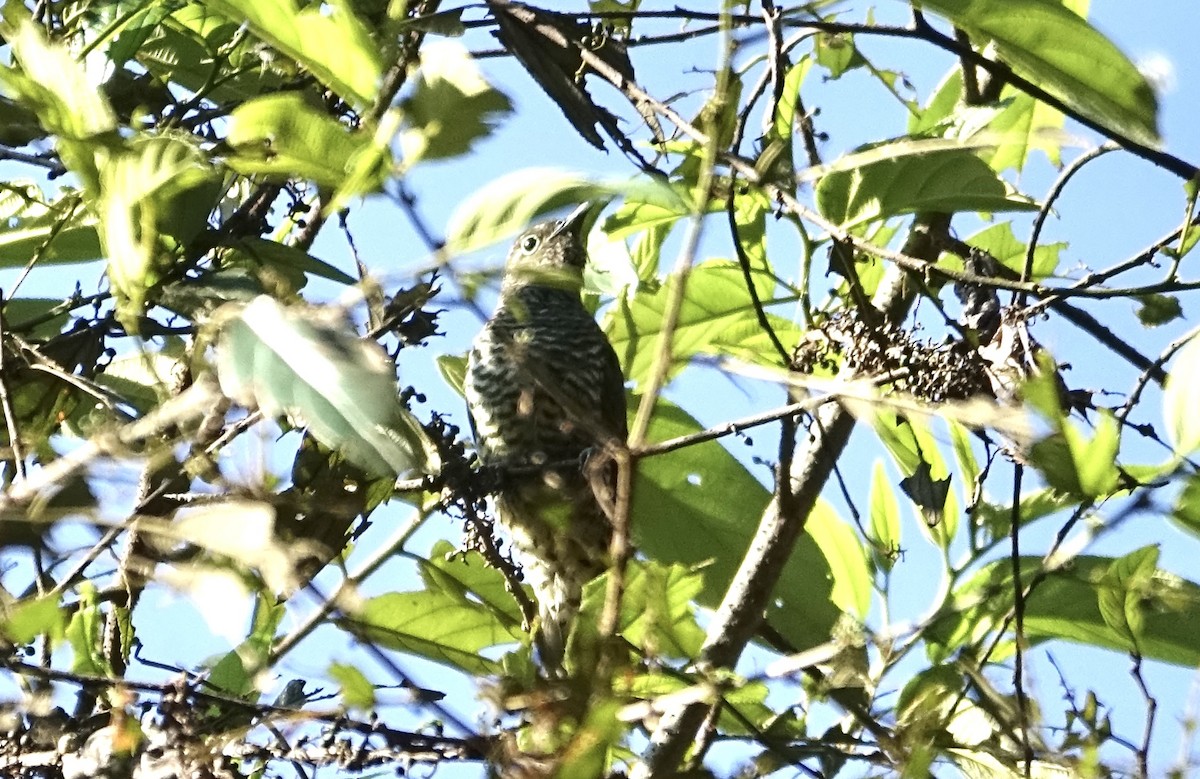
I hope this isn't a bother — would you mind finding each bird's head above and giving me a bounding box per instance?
[501,203,591,294]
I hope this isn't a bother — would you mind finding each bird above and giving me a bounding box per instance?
[464,203,627,669]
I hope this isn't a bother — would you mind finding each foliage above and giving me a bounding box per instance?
[0,1,1197,777]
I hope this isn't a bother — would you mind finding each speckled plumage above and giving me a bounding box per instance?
[464,206,627,668]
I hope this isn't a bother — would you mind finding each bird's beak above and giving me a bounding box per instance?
[551,202,592,239]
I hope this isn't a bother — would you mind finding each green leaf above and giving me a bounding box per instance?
[98,134,216,330]
[868,460,902,570]
[580,561,706,659]
[137,7,277,105]
[4,594,64,646]
[399,40,512,163]
[226,93,371,187]
[815,144,1038,227]
[758,58,812,192]
[342,588,522,675]
[436,354,468,398]
[329,662,376,711]
[216,296,439,478]
[203,0,382,106]
[445,168,599,253]
[867,411,957,546]
[1028,409,1121,499]
[2,298,69,339]
[606,260,779,387]
[960,221,1063,280]
[415,540,526,628]
[1171,474,1200,541]
[946,419,980,492]
[224,237,357,286]
[604,182,694,240]
[982,87,1067,171]
[0,7,117,194]
[917,0,1159,148]
[807,502,871,618]
[632,396,843,652]
[1164,330,1200,455]
[1097,545,1159,651]
[445,168,678,254]
[0,218,103,268]
[623,672,779,737]
[814,32,865,79]
[65,586,107,675]
[929,555,1200,667]
[206,593,285,698]
[1134,294,1182,327]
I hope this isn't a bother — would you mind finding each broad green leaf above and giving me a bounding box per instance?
[1097,545,1159,651]
[216,296,439,478]
[108,2,176,69]
[867,411,957,546]
[973,487,1075,545]
[929,555,1200,667]
[207,593,285,698]
[226,93,370,187]
[436,354,468,398]
[917,0,1158,148]
[137,8,279,104]
[0,7,117,194]
[604,182,694,240]
[1134,294,1182,327]
[868,459,902,570]
[1164,330,1200,455]
[623,673,781,738]
[960,221,1063,280]
[2,298,69,339]
[815,145,1038,227]
[342,588,523,675]
[98,134,216,330]
[4,594,64,646]
[981,87,1067,171]
[1171,474,1200,541]
[203,0,381,107]
[64,586,107,675]
[329,662,376,711]
[946,419,980,492]
[756,58,812,192]
[1069,411,1121,497]
[606,260,780,387]
[914,71,1067,172]
[400,40,512,163]
[415,540,525,628]
[445,168,679,253]
[1029,411,1120,499]
[709,314,804,369]
[632,396,842,652]
[329,107,401,214]
[579,561,706,659]
[445,169,600,253]
[814,32,866,79]
[806,502,871,618]
[0,219,103,268]
[558,700,623,779]
[224,237,356,285]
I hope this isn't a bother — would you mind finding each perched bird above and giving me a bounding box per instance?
[464,204,627,669]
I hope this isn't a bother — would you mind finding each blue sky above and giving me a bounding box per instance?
[3,2,1199,776]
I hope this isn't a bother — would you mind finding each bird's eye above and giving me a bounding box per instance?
[520,235,540,254]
